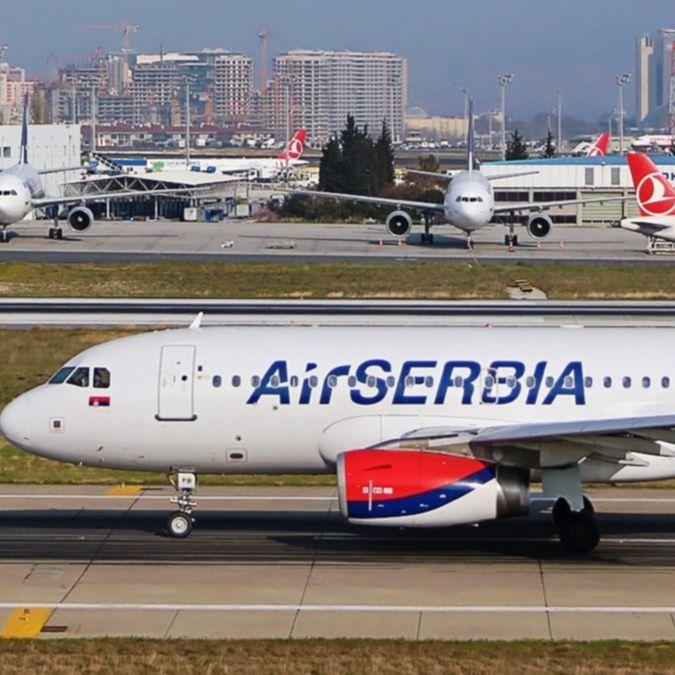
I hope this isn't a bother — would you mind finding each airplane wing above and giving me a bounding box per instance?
[31,186,209,209]
[494,194,630,214]
[375,414,675,467]
[405,169,539,182]
[288,189,446,213]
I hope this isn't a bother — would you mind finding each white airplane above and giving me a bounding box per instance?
[291,101,624,248]
[571,132,611,157]
[4,318,675,554]
[621,152,675,245]
[0,97,206,242]
[99,129,309,182]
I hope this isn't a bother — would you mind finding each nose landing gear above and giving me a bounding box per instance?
[167,471,197,538]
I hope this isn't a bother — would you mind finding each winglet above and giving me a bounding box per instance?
[189,312,203,330]
[20,94,28,165]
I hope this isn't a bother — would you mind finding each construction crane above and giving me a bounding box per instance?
[257,27,278,92]
[77,23,140,53]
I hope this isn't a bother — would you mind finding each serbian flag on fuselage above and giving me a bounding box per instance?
[89,396,110,407]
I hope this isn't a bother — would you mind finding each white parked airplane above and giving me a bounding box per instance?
[4,319,675,553]
[291,101,624,248]
[621,152,675,245]
[99,129,308,182]
[0,97,206,242]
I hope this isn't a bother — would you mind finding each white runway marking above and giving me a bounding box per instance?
[0,602,674,614]
[0,494,336,501]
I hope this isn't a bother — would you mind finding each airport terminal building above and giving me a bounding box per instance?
[481,156,675,225]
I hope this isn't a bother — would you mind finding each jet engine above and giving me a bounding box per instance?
[526,213,553,239]
[337,449,529,527]
[67,206,95,232]
[385,210,413,238]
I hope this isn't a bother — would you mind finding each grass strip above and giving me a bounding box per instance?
[0,639,675,674]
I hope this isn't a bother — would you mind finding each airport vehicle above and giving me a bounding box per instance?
[99,129,308,182]
[4,319,675,553]
[290,103,623,248]
[621,152,675,246]
[0,97,205,242]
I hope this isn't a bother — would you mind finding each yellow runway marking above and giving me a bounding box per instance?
[0,607,53,638]
[106,485,142,496]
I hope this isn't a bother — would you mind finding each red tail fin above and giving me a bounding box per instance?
[586,132,610,157]
[628,152,675,217]
[278,129,307,161]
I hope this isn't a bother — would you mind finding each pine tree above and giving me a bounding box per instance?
[375,120,395,191]
[506,129,529,160]
[543,129,556,158]
[318,136,343,192]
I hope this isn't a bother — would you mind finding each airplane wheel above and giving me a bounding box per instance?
[504,234,510,246]
[512,234,518,246]
[0,230,8,243]
[557,510,600,554]
[167,511,194,538]
[56,229,63,240]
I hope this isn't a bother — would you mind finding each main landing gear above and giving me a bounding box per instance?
[543,465,600,554]
[48,212,63,240]
[420,213,434,245]
[166,471,197,538]
[0,227,10,243]
[504,223,518,247]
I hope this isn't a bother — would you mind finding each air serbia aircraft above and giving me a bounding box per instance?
[291,101,623,248]
[620,152,675,245]
[0,97,205,242]
[4,319,675,553]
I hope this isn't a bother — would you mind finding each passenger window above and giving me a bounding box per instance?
[251,375,260,387]
[545,376,554,387]
[525,376,535,388]
[327,375,338,388]
[564,376,573,388]
[232,375,241,387]
[309,375,318,388]
[67,367,89,388]
[386,376,396,387]
[453,376,463,387]
[662,376,670,389]
[290,376,299,388]
[49,366,75,384]
[366,375,376,388]
[270,375,280,387]
[603,376,612,388]
[212,375,222,388]
[642,376,651,389]
[584,376,593,388]
[424,376,434,388]
[348,376,357,387]
[623,376,632,388]
[93,368,110,388]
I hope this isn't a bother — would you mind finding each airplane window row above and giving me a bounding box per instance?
[0,190,17,196]
[213,373,672,391]
[456,196,484,203]
[48,366,110,388]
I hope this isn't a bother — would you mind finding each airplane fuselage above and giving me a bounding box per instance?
[0,163,43,226]
[442,170,495,233]
[3,325,675,485]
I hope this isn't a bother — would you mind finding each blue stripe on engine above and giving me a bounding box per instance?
[347,466,496,519]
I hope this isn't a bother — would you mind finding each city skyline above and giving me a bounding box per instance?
[3,0,675,122]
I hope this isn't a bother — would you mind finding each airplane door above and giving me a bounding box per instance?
[157,345,197,421]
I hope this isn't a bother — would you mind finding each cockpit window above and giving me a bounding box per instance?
[49,366,75,384]
[93,368,110,388]
[67,367,89,388]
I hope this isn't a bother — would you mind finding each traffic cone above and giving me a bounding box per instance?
[379,239,383,247]
[508,242,515,253]
[398,239,403,248]
[537,240,542,249]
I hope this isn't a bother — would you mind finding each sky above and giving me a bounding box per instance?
[4,0,675,121]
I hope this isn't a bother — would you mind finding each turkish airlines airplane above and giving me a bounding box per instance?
[571,132,611,157]
[100,130,308,182]
[620,152,675,244]
[4,318,675,553]
[0,97,204,242]
[291,102,623,248]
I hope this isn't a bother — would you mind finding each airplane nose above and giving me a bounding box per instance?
[0,395,32,448]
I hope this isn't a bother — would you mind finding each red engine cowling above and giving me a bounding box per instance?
[337,449,529,527]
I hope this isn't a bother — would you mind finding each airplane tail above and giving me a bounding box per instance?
[279,129,307,161]
[627,152,675,217]
[19,94,28,165]
[586,132,610,157]
[467,97,474,176]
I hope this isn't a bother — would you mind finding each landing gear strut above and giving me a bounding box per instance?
[48,212,63,240]
[0,227,9,244]
[167,471,197,538]
[503,220,518,247]
[420,212,435,246]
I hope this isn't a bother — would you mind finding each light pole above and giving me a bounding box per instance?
[616,73,631,155]
[498,74,514,160]
[185,79,191,166]
[556,88,562,152]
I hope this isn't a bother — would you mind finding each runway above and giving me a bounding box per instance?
[0,219,668,265]
[5,298,675,327]
[2,485,675,639]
